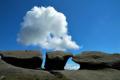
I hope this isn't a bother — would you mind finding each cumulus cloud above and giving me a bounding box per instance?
[17,6,80,50]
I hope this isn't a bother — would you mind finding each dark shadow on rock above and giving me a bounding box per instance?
[0,54,42,69]
[79,62,109,70]
[112,62,120,70]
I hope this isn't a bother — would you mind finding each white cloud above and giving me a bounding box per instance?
[17,6,80,50]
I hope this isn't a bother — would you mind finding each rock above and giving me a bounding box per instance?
[1,59,120,80]
[72,51,120,70]
[0,60,57,80]
[0,50,43,69]
[45,51,72,70]
[57,69,120,80]
[0,76,6,80]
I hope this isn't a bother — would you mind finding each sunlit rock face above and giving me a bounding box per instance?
[45,51,73,70]
[0,50,43,69]
[72,51,120,70]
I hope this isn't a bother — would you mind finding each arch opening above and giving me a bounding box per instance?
[0,56,2,60]
[64,57,80,70]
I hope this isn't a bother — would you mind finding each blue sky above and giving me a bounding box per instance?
[1,0,120,69]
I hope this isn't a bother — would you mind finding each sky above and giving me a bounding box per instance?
[1,0,120,69]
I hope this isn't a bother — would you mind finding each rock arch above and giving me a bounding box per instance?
[45,51,73,70]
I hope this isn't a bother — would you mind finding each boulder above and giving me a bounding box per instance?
[0,50,43,69]
[45,51,72,70]
[72,51,120,70]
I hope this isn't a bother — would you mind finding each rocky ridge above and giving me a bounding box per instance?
[0,50,120,80]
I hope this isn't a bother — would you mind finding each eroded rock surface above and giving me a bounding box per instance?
[0,50,43,69]
[72,51,120,70]
[45,51,72,70]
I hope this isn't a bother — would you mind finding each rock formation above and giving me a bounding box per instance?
[0,50,43,69]
[72,51,120,70]
[45,51,72,70]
